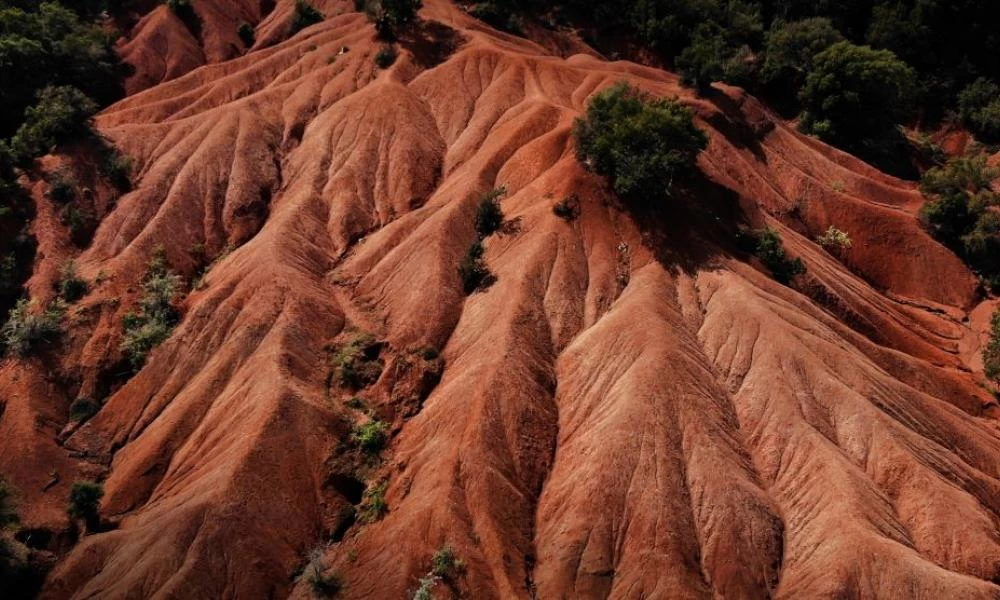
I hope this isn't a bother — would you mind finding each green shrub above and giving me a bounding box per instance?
[365,0,422,39]
[0,478,18,529]
[67,480,103,527]
[47,169,77,204]
[573,82,707,204]
[984,308,1000,383]
[374,44,398,68]
[474,186,505,238]
[102,148,133,192]
[299,549,341,598]
[798,42,915,151]
[238,22,256,47]
[431,545,463,579]
[815,226,852,250]
[412,575,438,600]
[469,2,524,34]
[457,241,492,294]
[351,419,389,455]
[552,196,579,221]
[10,86,99,164]
[755,228,805,284]
[920,155,1000,288]
[360,480,388,523]
[292,0,324,34]
[121,249,181,369]
[332,333,383,389]
[58,260,88,303]
[761,18,843,95]
[676,23,753,92]
[958,78,1000,144]
[1,298,65,357]
[69,397,101,422]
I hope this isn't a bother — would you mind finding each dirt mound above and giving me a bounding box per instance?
[2,1,999,598]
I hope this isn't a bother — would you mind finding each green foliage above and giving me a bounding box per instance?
[740,227,805,284]
[0,478,18,529]
[300,549,341,598]
[431,545,464,579]
[332,333,383,389]
[47,168,77,203]
[1,298,65,356]
[9,85,98,164]
[474,186,505,238]
[351,419,389,455]
[798,41,915,151]
[101,147,133,191]
[457,241,492,294]
[292,0,324,34]
[412,575,438,600]
[958,78,1000,144]
[69,397,100,422]
[984,308,1000,384]
[374,43,397,68]
[0,2,120,140]
[761,18,843,94]
[815,226,852,250]
[676,22,754,91]
[237,22,255,47]
[359,480,388,523]
[573,82,707,203]
[552,196,579,221]
[919,155,1000,288]
[121,249,181,370]
[470,2,524,34]
[58,260,88,303]
[365,0,422,39]
[67,480,102,525]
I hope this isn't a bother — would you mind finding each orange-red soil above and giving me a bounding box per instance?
[2,1,1000,598]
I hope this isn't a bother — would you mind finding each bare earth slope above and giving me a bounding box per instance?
[2,1,1000,598]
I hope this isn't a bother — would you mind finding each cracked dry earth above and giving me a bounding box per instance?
[2,0,1000,598]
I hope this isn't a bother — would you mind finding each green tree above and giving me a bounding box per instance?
[573,82,707,204]
[9,85,98,164]
[761,18,843,92]
[958,78,1000,144]
[799,41,915,151]
[68,480,103,528]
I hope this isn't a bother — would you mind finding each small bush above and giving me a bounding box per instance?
[102,149,133,192]
[574,82,707,204]
[457,241,492,294]
[351,419,389,455]
[121,249,181,370]
[431,545,464,579]
[552,196,579,221]
[238,22,256,47]
[1,299,65,357]
[360,480,388,523]
[332,333,383,389]
[67,481,103,526]
[754,228,805,284]
[58,261,89,303]
[469,2,524,34]
[69,397,101,422]
[0,478,18,529]
[292,0,324,34]
[47,169,77,204]
[412,575,438,600]
[474,186,506,238]
[365,0,422,39]
[298,548,341,598]
[984,308,1000,383]
[375,44,397,68]
[815,226,852,250]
